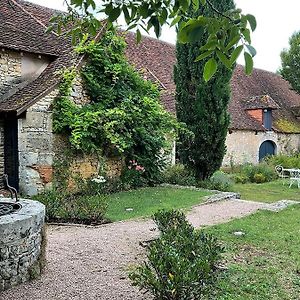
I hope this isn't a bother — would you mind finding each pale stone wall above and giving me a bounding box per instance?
[18,90,57,195]
[223,130,300,166]
[0,50,22,98]
[0,199,45,292]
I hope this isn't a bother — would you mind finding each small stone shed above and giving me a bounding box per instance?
[125,33,300,166]
[0,0,105,195]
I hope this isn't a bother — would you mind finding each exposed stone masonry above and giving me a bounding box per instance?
[18,90,57,195]
[0,199,45,292]
[0,50,22,99]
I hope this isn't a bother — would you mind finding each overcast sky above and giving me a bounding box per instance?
[29,0,300,72]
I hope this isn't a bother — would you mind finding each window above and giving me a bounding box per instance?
[263,109,272,130]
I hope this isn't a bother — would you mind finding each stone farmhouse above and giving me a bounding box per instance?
[125,33,300,167]
[1,0,300,195]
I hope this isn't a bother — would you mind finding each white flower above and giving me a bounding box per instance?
[91,175,106,183]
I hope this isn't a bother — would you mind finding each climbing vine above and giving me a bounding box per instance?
[53,29,180,183]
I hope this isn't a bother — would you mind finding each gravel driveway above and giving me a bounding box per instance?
[1,199,266,300]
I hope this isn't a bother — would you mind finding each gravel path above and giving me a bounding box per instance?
[1,199,266,300]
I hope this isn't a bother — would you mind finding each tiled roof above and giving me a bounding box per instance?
[0,0,61,56]
[230,65,300,132]
[124,32,176,114]
[242,95,280,110]
[0,0,106,116]
[125,34,300,133]
[2,1,300,134]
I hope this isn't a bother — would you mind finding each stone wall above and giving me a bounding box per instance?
[0,199,46,292]
[0,50,22,98]
[18,90,57,195]
[223,130,300,166]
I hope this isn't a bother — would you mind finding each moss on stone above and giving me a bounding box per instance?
[274,119,300,133]
[28,225,47,280]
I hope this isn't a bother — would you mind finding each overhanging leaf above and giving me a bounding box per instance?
[246,44,257,57]
[246,14,257,31]
[203,58,218,82]
[195,50,213,62]
[230,45,243,65]
[244,52,253,75]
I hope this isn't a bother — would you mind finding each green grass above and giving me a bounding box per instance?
[232,179,300,203]
[206,205,300,299]
[106,187,212,221]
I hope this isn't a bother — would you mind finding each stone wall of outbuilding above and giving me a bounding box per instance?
[223,130,300,166]
[18,90,57,195]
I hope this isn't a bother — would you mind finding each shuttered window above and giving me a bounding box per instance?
[263,109,272,130]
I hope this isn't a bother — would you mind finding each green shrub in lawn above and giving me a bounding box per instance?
[197,171,233,191]
[253,173,266,183]
[162,163,196,186]
[264,152,300,169]
[238,162,277,183]
[129,210,224,300]
[33,189,108,224]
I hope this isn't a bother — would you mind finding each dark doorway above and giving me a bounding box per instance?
[259,140,276,161]
[4,119,19,191]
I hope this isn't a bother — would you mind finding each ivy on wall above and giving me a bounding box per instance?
[53,29,179,183]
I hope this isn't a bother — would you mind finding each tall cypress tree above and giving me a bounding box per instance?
[174,0,235,180]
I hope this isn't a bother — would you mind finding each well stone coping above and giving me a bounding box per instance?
[0,199,45,292]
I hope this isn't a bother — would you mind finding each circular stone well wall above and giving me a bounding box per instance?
[0,199,45,291]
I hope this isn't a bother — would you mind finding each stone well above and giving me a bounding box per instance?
[0,199,46,291]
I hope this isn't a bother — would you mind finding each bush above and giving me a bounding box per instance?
[197,171,233,191]
[234,174,248,184]
[162,164,196,186]
[264,153,300,169]
[129,210,224,300]
[33,190,108,224]
[253,173,266,183]
[241,162,277,183]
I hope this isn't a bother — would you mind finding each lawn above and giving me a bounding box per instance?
[232,179,300,203]
[206,205,300,299]
[106,186,212,221]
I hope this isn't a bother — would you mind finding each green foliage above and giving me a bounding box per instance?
[129,209,224,299]
[264,152,300,169]
[253,173,266,183]
[197,170,233,191]
[33,189,108,224]
[54,30,179,184]
[235,162,277,183]
[280,31,300,94]
[121,160,149,189]
[162,163,196,186]
[49,0,256,80]
[175,0,234,180]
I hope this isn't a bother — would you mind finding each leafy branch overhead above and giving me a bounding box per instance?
[49,0,257,80]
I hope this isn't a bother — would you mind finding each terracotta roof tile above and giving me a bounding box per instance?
[2,1,300,134]
[125,34,300,133]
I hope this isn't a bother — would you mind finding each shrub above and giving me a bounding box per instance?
[121,160,149,189]
[264,153,300,169]
[234,174,248,184]
[162,164,196,186]
[33,190,108,224]
[253,173,266,183]
[129,210,224,300]
[197,171,233,191]
[241,162,277,183]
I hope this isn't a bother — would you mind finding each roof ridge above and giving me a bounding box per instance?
[10,0,58,37]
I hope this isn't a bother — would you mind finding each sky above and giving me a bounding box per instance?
[29,0,300,73]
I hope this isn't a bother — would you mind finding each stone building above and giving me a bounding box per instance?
[1,1,300,195]
[0,0,107,195]
[125,33,300,167]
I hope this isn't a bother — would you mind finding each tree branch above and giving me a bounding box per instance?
[206,0,234,22]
